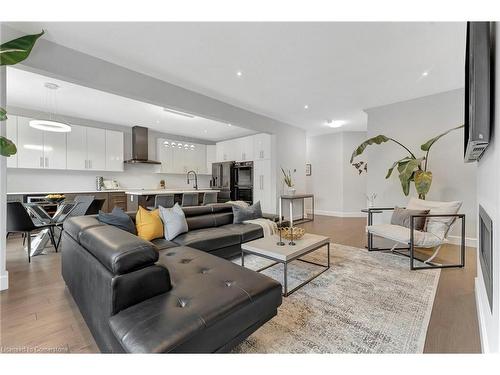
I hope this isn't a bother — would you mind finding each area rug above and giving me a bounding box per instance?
[232,243,440,353]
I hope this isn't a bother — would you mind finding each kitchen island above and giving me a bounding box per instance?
[125,189,220,210]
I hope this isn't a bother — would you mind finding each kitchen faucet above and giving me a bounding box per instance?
[186,170,198,190]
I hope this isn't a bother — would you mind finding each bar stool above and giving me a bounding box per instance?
[181,192,199,207]
[202,191,218,205]
[148,194,175,210]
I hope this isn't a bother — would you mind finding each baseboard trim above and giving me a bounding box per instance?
[474,277,489,353]
[0,271,9,291]
[307,209,365,218]
[448,235,477,248]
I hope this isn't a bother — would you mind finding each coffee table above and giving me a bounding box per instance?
[241,233,330,297]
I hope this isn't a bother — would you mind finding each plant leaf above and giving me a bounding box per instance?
[397,158,423,196]
[0,136,17,157]
[0,107,7,121]
[0,31,44,66]
[414,170,433,196]
[420,125,464,151]
[386,157,412,179]
[350,135,390,163]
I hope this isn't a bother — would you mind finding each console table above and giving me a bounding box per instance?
[280,193,315,226]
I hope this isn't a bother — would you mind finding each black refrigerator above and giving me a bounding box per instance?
[210,161,235,202]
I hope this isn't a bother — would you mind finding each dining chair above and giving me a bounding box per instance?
[7,202,58,263]
[151,194,175,209]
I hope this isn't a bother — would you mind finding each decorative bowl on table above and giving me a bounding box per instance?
[45,194,66,203]
[279,226,305,241]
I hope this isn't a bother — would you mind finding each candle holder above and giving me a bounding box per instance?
[276,220,285,246]
[288,226,296,246]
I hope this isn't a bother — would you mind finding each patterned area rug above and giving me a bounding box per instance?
[232,243,440,353]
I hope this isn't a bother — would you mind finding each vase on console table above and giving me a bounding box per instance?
[285,187,296,196]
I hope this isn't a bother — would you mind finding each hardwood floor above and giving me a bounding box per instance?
[0,215,481,353]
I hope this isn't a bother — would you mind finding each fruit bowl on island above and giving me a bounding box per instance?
[45,194,66,203]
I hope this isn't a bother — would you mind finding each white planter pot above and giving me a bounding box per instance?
[286,187,296,196]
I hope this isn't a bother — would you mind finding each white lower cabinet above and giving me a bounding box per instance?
[253,159,274,214]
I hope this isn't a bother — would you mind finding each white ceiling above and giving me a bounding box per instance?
[6,67,255,141]
[6,22,466,135]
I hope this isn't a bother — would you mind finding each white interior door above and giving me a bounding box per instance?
[43,130,67,169]
[86,127,106,170]
[105,130,124,171]
[17,116,44,169]
[6,116,18,168]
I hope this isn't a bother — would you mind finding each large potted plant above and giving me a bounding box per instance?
[0,31,44,157]
[350,125,463,200]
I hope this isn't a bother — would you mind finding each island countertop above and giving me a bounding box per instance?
[124,189,219,195]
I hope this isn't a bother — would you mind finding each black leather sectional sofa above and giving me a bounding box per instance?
[61,204,282,353]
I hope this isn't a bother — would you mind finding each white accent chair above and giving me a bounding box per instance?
[366,197,465,270]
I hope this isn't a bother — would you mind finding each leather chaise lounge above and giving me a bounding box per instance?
[61,204,282,353]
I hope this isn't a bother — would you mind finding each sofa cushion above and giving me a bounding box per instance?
[79,225,159,275]
[219,223,263,243]
[172,228,241,252]
[109,246,282,353]
[367,223,443,248]
[390,207,429,231]
[64,215,104,242]
[151,238,179,251]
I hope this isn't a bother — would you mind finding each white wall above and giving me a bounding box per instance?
[475,23,500,353]
[365,89,477,243]
[0,63,8,291]
[306,131,367,216]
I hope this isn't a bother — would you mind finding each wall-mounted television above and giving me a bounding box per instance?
[464,22,492,162]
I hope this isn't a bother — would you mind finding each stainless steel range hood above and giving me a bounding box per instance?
[124,126,161,165]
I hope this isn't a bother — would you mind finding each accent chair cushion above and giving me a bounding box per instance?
[367,224,443,248]
[98,207,137,235]
[232,201,262,224]
[406,197,462,239]
[135,206,164,241]
[158,203,189,241]
[390,207,429,231]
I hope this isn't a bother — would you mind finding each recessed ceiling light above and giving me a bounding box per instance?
[204,129,208,133]
[326,120,346,128]
[156,120,160,124]
[304,105,309,110]
[422,71,429,77]
[228,123,232,127]
[236,71,243,77]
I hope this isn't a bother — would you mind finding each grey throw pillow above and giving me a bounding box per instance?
[98,207,137,235]
[158,203,188,240]
[390,206,430,231]
[232,201,263,224]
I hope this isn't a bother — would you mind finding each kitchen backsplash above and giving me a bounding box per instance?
[7,164,211,193]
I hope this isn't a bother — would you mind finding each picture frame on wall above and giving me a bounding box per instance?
[306,163,312,176]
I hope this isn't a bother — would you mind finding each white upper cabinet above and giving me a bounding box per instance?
[157,139,207,174]
[17,116,45,169]
[238,136,254,161]
[10,117,123,172]
[66,124,87,170]
[206,145,216,173]
[86,127,106,170]
[157,138,173,173]
[6,116,18,168]
[253,133,272,160]
[105,130,124,171]
[193,144,207,174]
[43,129,67,170]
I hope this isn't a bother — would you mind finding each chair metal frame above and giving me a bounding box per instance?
[366,207,466,270]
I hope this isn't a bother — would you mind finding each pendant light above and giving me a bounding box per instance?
[29,82,71,133]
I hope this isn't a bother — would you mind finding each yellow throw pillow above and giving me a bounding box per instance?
[135,206,164,241]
